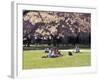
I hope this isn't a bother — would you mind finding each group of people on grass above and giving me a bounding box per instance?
[43,47,63,58]
[48,48,63,58]
[43,45,80,58]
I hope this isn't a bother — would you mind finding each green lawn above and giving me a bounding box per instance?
[23,49,91,69]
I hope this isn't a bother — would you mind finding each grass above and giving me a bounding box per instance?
[23,49,91,69]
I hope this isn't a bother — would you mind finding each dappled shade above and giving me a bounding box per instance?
[23,10,91,47]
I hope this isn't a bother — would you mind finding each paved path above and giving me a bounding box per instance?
[60,49,90,52]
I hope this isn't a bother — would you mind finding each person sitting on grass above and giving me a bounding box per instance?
[42,48,54,58]
[44,48,49,53]
[48,48,63,58]
[48,48,53,58]
[75,45,80,53]
[55,48,63,57]
[48,48,57,58]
